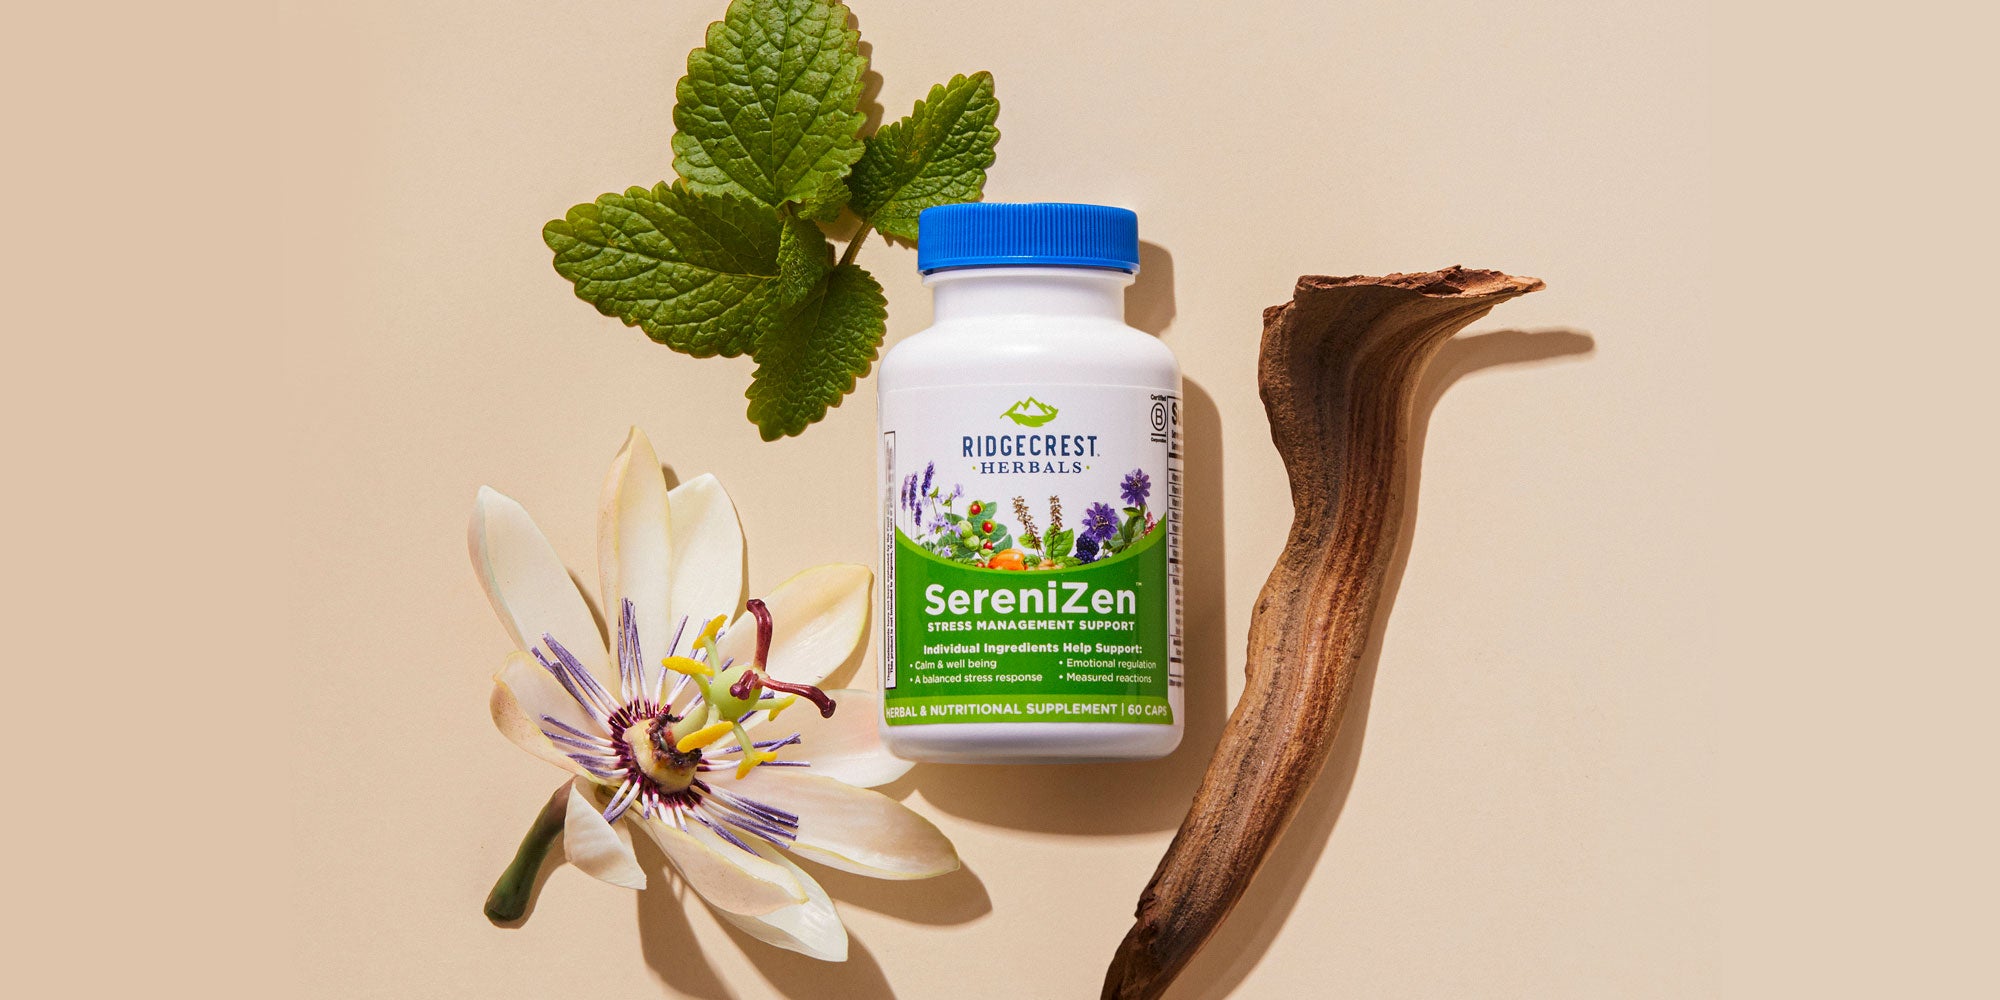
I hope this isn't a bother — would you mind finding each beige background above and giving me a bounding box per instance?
[39,0,2000,996]
[271,1,1715,997]
[26,0,1918,996]
[29,1,2000,995]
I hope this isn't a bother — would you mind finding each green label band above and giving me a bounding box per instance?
[885,523,1174,726]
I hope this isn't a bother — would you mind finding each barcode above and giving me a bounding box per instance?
[1156,393,1185,687]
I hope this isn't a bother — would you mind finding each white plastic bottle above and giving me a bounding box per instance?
[877,203,1183,763]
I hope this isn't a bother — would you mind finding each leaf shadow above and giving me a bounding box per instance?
[818,11,890,248]
[1166,326,1595,1000]
[850,17,885,134]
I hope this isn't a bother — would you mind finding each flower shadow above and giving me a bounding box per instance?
[724,930,897,1000]
[635,876,738,1000]
[903,377,1231,834]
[1168,326,1594,1000]
[630,827,987,999]
[810,861,992,925]
[484,835,566,930]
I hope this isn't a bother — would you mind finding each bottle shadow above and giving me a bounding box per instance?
[906,378,1232,834]
[1128,242,1176,335]
[1167,325,1594,1000]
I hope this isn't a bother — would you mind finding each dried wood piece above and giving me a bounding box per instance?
[1103,267,1544,1000]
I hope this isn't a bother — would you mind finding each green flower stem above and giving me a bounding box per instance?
[485,783,569,924]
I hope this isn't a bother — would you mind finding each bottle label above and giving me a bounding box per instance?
[880,383,1181,726]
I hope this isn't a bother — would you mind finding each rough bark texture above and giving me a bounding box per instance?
[1102,267,1544,1000]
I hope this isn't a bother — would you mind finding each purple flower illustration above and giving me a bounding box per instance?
[1074,534,1100,564]
[1120,468,1151,507]
[921,461,935,498]
[1081,502,1119,543]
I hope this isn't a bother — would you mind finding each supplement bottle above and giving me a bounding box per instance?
[877,203,1182,763]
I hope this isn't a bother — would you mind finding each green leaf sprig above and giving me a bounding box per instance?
[544,0,1000,440]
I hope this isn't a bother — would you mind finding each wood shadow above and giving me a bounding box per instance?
[908,378,1230,834]
[1168,326,1594,999]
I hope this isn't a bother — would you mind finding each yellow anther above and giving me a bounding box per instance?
[660,655,713,678]
[735,746,778,779]
[694,614,730,649]
[675,720,735,753]
[763,693,799,720]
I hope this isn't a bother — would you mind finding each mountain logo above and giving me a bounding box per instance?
[999,397,1060,427]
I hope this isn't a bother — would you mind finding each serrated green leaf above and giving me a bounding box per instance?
[745,264,885,439]
[799,182,850,223]
[849,72,999,240]
[775,210,835,298]
[543,183,830,358]
[672,0,867,212]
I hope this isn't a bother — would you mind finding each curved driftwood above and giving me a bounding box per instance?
[1103,267,1544,999]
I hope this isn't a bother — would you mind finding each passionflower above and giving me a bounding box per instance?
[471,427,956,960]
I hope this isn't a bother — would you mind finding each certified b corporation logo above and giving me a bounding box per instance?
[999,396,1059,427]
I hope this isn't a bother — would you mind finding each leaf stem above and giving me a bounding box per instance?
[484,783,569,924]
[839,225,870,267]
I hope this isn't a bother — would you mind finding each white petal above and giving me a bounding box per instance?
[564,780,646,889]
[495,650,606,747]
[489,668,591,779]
[725,770,958,880]
[713,837,848,961]
[714,564,872,687]
[637,815,806,916]
[469,487,612,684]
[752,689,911,788]
[597,428,673,691]
[666,474,745,633]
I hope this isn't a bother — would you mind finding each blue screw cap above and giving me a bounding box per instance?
[916,202,1140,274]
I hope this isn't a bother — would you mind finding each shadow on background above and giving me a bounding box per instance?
[635,838,737,999]
[1169,326,1595,1000]
[1129,242,1176,335]
[909,378,1230,834]
[484,824,568,931]
[632,836,989,999]
[727,933,896,1000]
[812,863,992,925]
